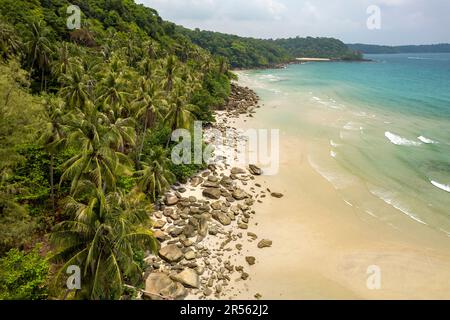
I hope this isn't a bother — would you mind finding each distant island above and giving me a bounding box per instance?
[347,43,450,54]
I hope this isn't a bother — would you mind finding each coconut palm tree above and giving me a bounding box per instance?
[27,21,53,91]
[0,22,21,60]
[59,63,90,110]
[132,78,166,160]
[38,96,67,211]
[164,87,198,132]
[162,55,178,93]
[60,109,130,194]
[50,186,157,300]
[135,147,175,201]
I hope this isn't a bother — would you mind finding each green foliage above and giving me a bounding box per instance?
[0,247,49,300]
[180,28,363,68]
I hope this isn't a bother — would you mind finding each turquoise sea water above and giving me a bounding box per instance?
[239,53,450,234]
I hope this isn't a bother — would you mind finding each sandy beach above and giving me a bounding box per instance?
[220,74,450,300]
[142,77,450,301]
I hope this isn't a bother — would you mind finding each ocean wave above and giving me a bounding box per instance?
[344,122,363,131]
[259,74,283,82]
[330,140,340,148]
[430,180,450,193]
[385,132,422,146]
[418,136,438,144]
[370,187,427,226]
[308,155,355,189]
[408,57,433,60]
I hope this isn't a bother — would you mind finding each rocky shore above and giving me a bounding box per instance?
[140,83,282,300]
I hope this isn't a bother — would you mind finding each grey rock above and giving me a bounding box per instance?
[271,192,284,199]
[248,164,263,176]
[165,194,179,206]
[144,273,187,300]
[203,188,221,200]
[159,244,183,262]
[172,268,200,289]
[246,256,256,265]
[257,239,273,249]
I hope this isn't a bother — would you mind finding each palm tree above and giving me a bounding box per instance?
[51,42,71,78]
[135,147,175,201]
[96,69,129,118]
[0,22,21,60]
[164,87,198,133]
[59,64,90,110]
[60,109,130,194]
[27,21,53,91]
[132,78,166,160]
[50,186,157,300]
[162,55,178,93]
[38,96,67,212]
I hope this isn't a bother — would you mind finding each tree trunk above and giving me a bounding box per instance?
[50,154,55,212]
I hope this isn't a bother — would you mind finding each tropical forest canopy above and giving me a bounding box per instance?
[179,27,363,68]
[0,0,231,300]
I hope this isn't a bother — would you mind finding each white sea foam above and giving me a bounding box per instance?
[418,136,438,144]
[431,180,450,193]
[259,74,282,82]
[385,132,422,146]
[308,155,355,189]
[330,151,337,158]
[370,187,428,225]
[408,57,433,60]
[330,140,340,148]
[344,200,353,207]
[344,122,363,131]
[365,210,378,218]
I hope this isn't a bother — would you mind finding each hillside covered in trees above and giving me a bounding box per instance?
[0,0,232,300]
[179,28,363,68]
[348,43,450,54]
[0,0,364,300]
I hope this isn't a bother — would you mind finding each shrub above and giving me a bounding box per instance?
[0,247,49,300]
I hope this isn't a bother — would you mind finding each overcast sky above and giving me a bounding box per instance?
[136,0,450,45]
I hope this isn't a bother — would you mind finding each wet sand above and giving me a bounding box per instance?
[226,77,450,300]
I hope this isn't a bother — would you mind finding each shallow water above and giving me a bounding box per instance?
[237,53,450,236]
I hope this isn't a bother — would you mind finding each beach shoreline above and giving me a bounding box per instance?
[141,69,450,301]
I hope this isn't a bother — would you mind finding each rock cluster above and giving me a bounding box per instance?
[220,83,260,117]
[142,84,275,301]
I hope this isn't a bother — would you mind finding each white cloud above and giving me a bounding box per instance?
[136,0,450,45]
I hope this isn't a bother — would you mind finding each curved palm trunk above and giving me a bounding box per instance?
[50,154,55,212]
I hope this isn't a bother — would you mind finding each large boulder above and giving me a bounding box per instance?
[171,268,200,289]
[213,211,231,226]
[248,164,263,176]
[231,167,246,175]
[159,244,183,262]
[271,192,284,199]
[165,194,179,206]
[257,239,273,249]
[190,176,204,187]
[144,273,187,300]
[232,189,248,200]
[203,188,221,200]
